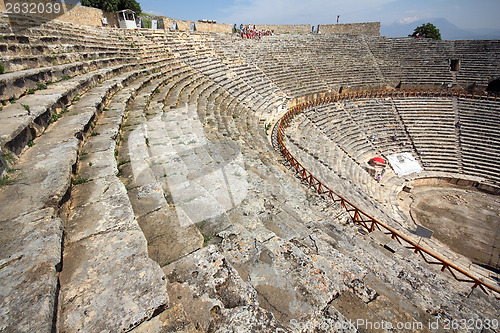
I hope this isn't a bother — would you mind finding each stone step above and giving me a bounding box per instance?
[0,58,175,164]
[117,76,206,267]
[217,223,354,327]
[59,72,169,332]
[0,56,137,103]
[0,63,132,157]
[158,245,288,332]
[0,58,170,333]
[0,50,131,73]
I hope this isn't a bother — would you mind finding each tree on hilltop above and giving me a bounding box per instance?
[81,0,141,14]
[409,23,442,40]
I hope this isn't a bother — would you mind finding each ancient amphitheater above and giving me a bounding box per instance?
[0,9,499,333]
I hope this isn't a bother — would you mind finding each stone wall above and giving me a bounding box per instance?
[253,24,311,34]
[0,0,118,27]
[0,0,380,36]
[152,22,380,35]
[162,21,311,34]
[320,22,380,35]
[410,176,500,195]
[235,22,380,35]
[161,17,232,33]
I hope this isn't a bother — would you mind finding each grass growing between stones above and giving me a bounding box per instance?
[203,234,210,246]
[0,175,11,186]
[36,82,47,90]
[195,219,221,247]
[117,160,130,167]
[72,177,91,186]
[0,170,24,187]
[265,123,271,134]
[50,114,62,123]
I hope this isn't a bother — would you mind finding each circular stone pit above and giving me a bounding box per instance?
[403,184,500,273]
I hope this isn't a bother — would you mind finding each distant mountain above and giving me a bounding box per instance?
[381,17,500,40]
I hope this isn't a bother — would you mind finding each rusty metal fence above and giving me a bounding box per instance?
[276,88,500,298]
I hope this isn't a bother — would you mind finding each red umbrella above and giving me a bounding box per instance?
[373,157,386,164]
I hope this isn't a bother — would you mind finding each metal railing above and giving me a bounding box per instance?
[276,88,500,299]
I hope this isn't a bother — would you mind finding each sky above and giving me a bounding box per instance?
[139,0,500,32]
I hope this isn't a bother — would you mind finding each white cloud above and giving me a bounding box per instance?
[144,9,164,16]
[398,16,420,24]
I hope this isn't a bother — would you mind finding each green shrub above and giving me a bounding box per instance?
[142,17,152,29]
[409,22,442,40]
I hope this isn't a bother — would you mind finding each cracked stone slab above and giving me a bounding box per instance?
[42,107,98,142]
[81,134,117,154]
[130,303,203,333]
[0,208,63,333]
[137,206,203,266]
[0,93,63,144]
[218,224,339,326]
[291,233,377,303]
[163,245,260,331]
[77,148,118,180]
[0,137,79,222]
[127,181,169,218]
[209,305,290,333]
[94,120,122,140]
[60,228,168,333]
[66,176,136,244]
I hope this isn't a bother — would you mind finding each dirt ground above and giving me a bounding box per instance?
[403,185,500,273]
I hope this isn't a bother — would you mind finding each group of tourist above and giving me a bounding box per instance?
[233,24,274,39]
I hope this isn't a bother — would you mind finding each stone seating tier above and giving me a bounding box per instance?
[0,20,499,332]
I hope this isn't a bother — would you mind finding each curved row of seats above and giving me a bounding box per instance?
[207,33,500,95]
[458,98,500,183]
[115,49,499,331]
[286,96,499,186]
[1,15,499,331]
[0,15,178,332]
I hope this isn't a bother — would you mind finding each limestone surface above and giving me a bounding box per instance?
[59,228,168,332]
[0,208,63,333]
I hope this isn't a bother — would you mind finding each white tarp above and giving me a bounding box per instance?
[387,152,423,177]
